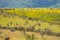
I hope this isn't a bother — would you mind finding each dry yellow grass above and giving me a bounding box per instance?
[0,29,60,40]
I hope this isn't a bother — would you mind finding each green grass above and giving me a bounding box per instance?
[0,9,60,33]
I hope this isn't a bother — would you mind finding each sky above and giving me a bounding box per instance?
[0,0,60,8]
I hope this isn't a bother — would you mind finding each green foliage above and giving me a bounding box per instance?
[26,34,35,40]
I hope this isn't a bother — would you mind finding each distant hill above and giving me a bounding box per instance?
[0,0,60,8]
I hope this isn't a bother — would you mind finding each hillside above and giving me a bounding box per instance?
[0,0,59,8]
[0,8,60,40]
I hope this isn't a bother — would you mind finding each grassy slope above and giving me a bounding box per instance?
[0,29,60,40]
[0,8,60,40]
[3,8,60,22]
[0,8,60,33]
